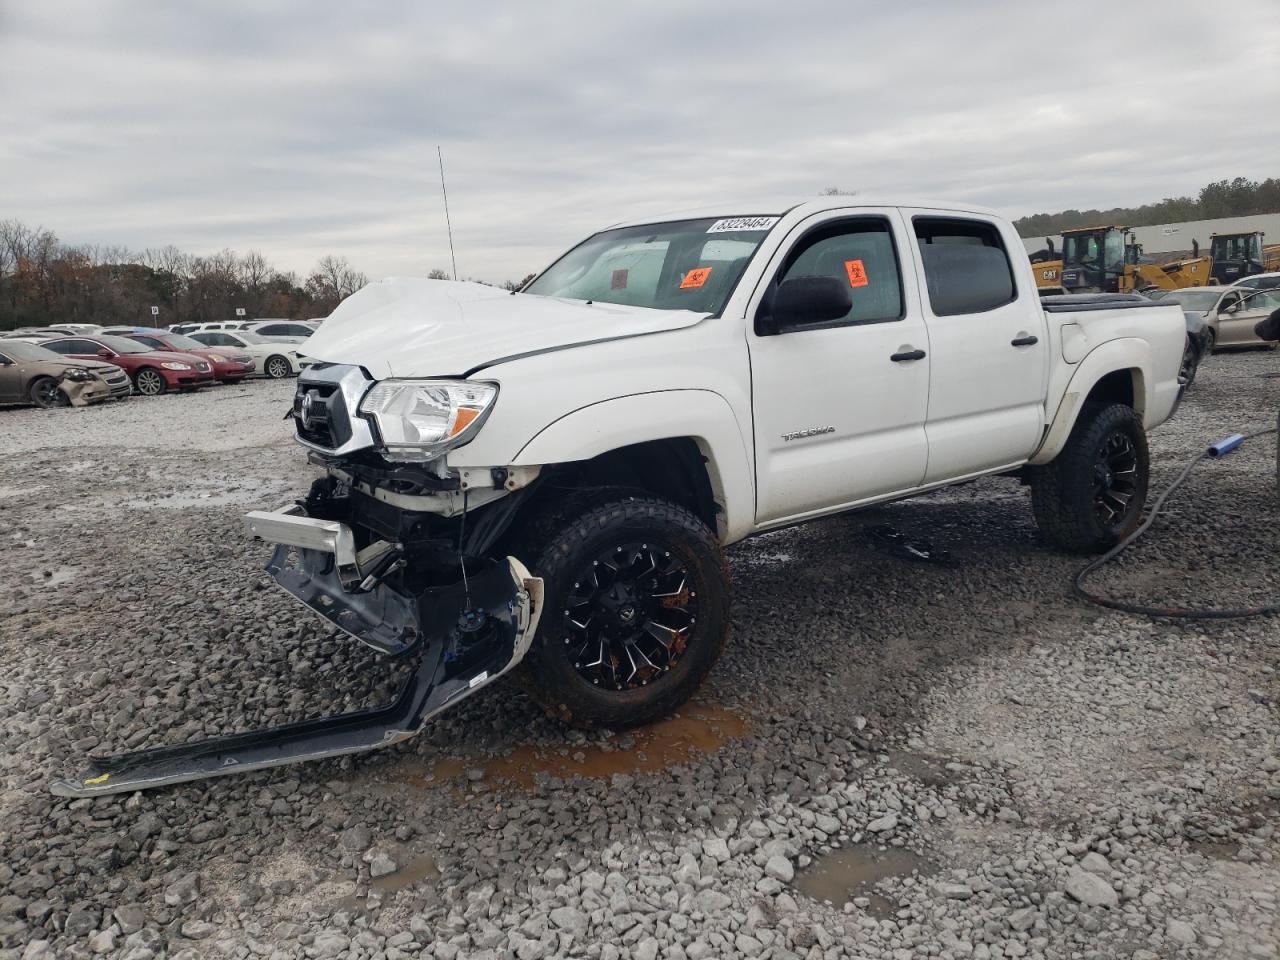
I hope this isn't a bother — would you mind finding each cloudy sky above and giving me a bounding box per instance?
[2,0,1278,284]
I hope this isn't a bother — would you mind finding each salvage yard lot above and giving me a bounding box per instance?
[1,358,1278,959]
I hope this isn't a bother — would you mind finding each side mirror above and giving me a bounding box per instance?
[1222,301,1240,315]
[768,276,853,332]
[97,348,113,358]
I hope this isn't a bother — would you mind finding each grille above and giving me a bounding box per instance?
[232,354,252,364]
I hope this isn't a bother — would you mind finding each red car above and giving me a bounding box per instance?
[121,331,256,384]
[41,335,215,396]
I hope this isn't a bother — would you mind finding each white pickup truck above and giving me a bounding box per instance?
[52,197,1188,796]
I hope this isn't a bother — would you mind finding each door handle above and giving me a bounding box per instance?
[890,349,926,362]
[1010,335,1039,347]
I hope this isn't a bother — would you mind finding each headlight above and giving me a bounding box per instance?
[62,368,93,382]
[359,380,497,461]
[160,362,192,371]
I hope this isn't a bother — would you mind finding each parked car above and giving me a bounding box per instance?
[1217,288,1280,348]
[41,335,214,395]
[188,330,310,378]
[242,319,316,342]
[1230,271,1280,291]
[0,339,133,407]
[120,331,256,383]
[1153,286,1278,350]
[170,321,254,335]
[45,196,1191,799]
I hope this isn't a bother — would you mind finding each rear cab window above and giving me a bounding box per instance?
[913,216,1018,316]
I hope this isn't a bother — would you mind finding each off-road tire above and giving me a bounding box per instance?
[1028,402,1149,554]
[28,376,67,408]
[521,495,730,729]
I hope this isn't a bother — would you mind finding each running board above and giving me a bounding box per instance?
[51,559,541,798]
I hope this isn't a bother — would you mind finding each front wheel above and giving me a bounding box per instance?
[264,355,292,379]
[133,368,166,396]
[522,496,730,729]
[1028,402,1149,554]
[29,377,68,408]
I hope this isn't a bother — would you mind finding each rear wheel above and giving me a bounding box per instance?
[28,377,67,408]
[264,355,292,379]
[522,496,730,729]
[133,368,166,396]
[1029,402,1149,554]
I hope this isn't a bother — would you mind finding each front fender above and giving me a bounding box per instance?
[1028,339,1156,466]
[511,389,755,543]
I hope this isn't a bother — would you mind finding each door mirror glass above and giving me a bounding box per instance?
[772,276,853,329]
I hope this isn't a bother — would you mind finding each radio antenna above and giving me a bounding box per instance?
[437,145,458,281]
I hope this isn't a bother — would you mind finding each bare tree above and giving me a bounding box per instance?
[426,267,451,280]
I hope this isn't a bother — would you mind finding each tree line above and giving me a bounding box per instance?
[1015,176,1280,238]
[0,218,369,331]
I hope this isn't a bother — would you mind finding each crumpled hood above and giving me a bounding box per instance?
[303,277,708,379]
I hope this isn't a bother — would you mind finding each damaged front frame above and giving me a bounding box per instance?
[50,505,542,798]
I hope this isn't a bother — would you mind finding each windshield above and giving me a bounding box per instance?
[161,334,206,350]
[98,335,150,354]
[0,341,65,362]
[1061,232,1101,267]
[1163,290,1222,311]
[524,216,778,313]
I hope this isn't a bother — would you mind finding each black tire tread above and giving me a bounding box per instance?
[1028,401,1148,554]
[519,494,730,729]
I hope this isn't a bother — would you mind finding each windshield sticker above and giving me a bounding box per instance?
[844,259,869,288]
[679,267,713,289]
[706,216,779,234]
[611,268,629,290]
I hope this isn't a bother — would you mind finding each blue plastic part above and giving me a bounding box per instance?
[1208,434,1246,458]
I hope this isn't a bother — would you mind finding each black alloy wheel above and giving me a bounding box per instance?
[1091,431,1139,531]
[522,495,731,729]
[562,541,698,691]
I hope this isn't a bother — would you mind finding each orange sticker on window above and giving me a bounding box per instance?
[679,267,712,289]
[844,259,869,288]
[611,268,628,290]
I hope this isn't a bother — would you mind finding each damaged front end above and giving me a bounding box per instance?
[51,363,543,797]
[51,471,542,799]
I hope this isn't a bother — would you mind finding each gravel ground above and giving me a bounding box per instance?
[0,353,1277,960]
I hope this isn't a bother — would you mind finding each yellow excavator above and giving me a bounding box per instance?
[1030,225,1213,296]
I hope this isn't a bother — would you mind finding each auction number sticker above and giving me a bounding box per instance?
[706,216,779,234]
[680,267,713,289]
[611,268,629,289]
[844,259,869,288]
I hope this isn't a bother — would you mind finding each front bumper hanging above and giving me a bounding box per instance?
[50,505,542,798]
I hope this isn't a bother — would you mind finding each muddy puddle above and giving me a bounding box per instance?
[793,844,938,917]
[407,702,749,790]
[29,566,77,588]
[372,854,440,894]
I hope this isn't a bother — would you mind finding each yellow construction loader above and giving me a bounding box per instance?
[1030,225,1213,296]
[1208,231,1280,284]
